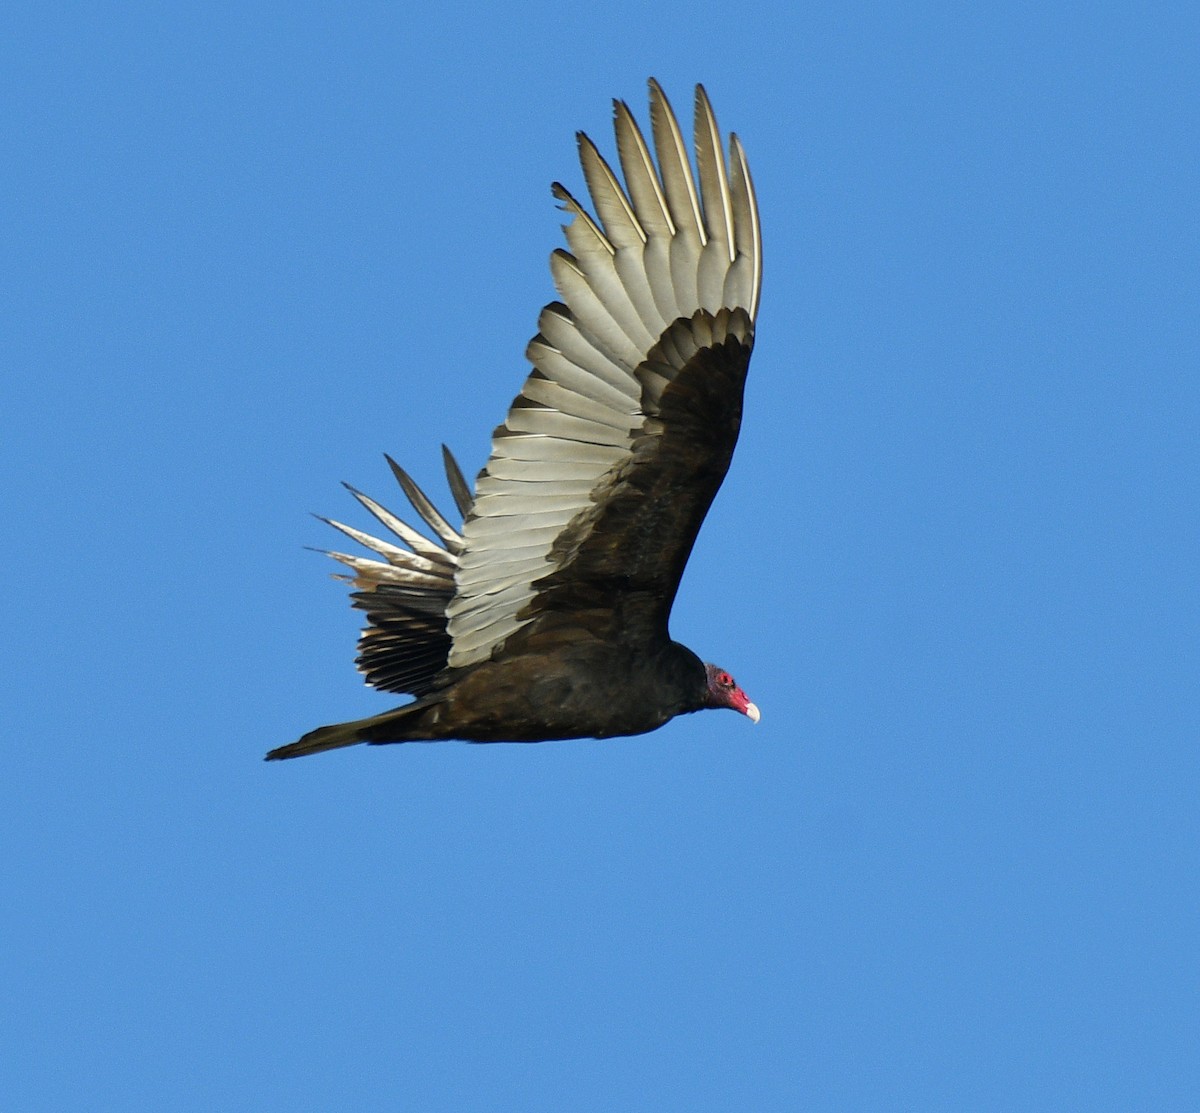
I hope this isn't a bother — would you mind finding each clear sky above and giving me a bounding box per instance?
[4,2,1196,1109]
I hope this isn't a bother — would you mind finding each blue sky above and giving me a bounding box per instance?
[4,2,1196,1109]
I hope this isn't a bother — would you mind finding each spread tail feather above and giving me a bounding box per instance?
[265,699,435,761]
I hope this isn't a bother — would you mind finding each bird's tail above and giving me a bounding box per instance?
[265,699,437,761]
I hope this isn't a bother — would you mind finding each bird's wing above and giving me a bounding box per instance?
[317,448,468,696]
[447,81,761,667]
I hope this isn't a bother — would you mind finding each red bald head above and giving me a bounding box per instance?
[703,663,760,723]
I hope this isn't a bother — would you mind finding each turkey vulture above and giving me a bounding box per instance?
[267,80,761,760]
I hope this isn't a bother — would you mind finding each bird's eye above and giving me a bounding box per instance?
[721,673,733,687]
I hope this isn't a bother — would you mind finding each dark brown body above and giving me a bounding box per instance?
[385,640,707,742]
[271,639,708,758]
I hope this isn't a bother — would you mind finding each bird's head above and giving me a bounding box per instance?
[703,663,760,723]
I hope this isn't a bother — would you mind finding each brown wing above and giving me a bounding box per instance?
[446,81,761,667]
[523,307,754,649]
[314,450,467,695]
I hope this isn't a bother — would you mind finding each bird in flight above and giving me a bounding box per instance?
[268,80,762,760]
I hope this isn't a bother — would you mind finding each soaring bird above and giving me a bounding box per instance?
[268,80,761,761]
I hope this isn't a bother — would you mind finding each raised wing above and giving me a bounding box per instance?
[447,81,761,667]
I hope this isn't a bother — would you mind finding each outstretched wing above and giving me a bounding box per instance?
[447,81,761,667]
[317,447,470,696]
